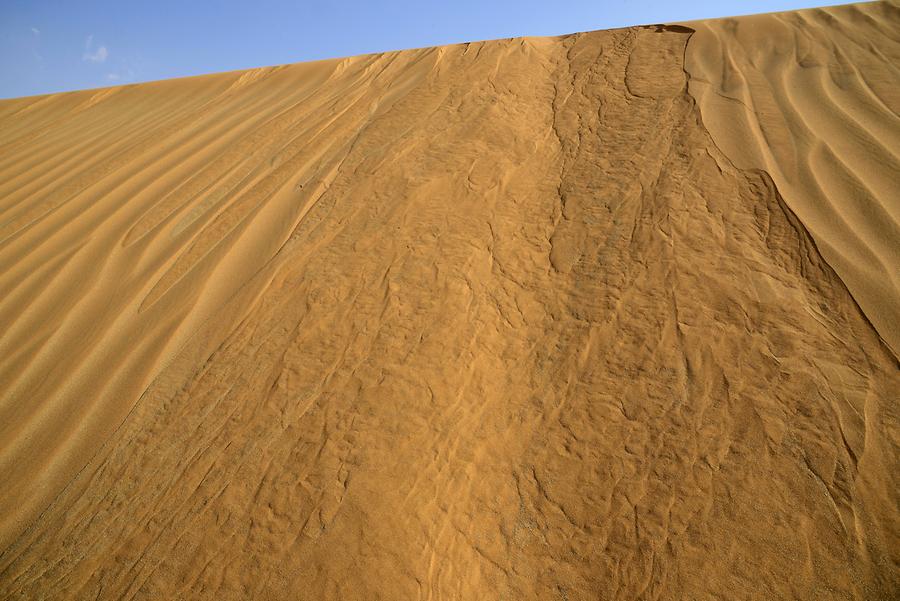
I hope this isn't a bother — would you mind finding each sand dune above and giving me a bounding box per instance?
[685,1,900,356]
[0,3,898,600]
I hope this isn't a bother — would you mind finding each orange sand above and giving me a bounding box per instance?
[0,2,897,599]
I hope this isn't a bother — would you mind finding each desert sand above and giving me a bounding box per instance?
[0,2,897,599]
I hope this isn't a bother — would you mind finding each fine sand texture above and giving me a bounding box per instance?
[0,3,898,600]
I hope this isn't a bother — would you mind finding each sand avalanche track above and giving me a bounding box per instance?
[0,3,898,600]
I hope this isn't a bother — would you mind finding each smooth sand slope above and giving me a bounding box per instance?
[0,2,897,600]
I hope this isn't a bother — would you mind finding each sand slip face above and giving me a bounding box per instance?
[0,5,899,601]
[685,1,900,356]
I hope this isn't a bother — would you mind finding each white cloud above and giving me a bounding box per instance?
[105,67,134,83]
[83,34,108,63]
[90,46,108,62]
[28,27,43,66]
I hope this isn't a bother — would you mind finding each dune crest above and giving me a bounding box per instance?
[1,4,898,600]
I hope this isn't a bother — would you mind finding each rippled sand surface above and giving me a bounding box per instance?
[0,2,897,599]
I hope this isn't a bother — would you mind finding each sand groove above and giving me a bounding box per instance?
[1,4,898,600]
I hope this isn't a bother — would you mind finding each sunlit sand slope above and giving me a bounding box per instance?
[686,0,900,355]
[0,4,898,600]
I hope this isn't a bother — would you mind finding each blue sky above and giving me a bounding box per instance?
[1,0,858,99]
